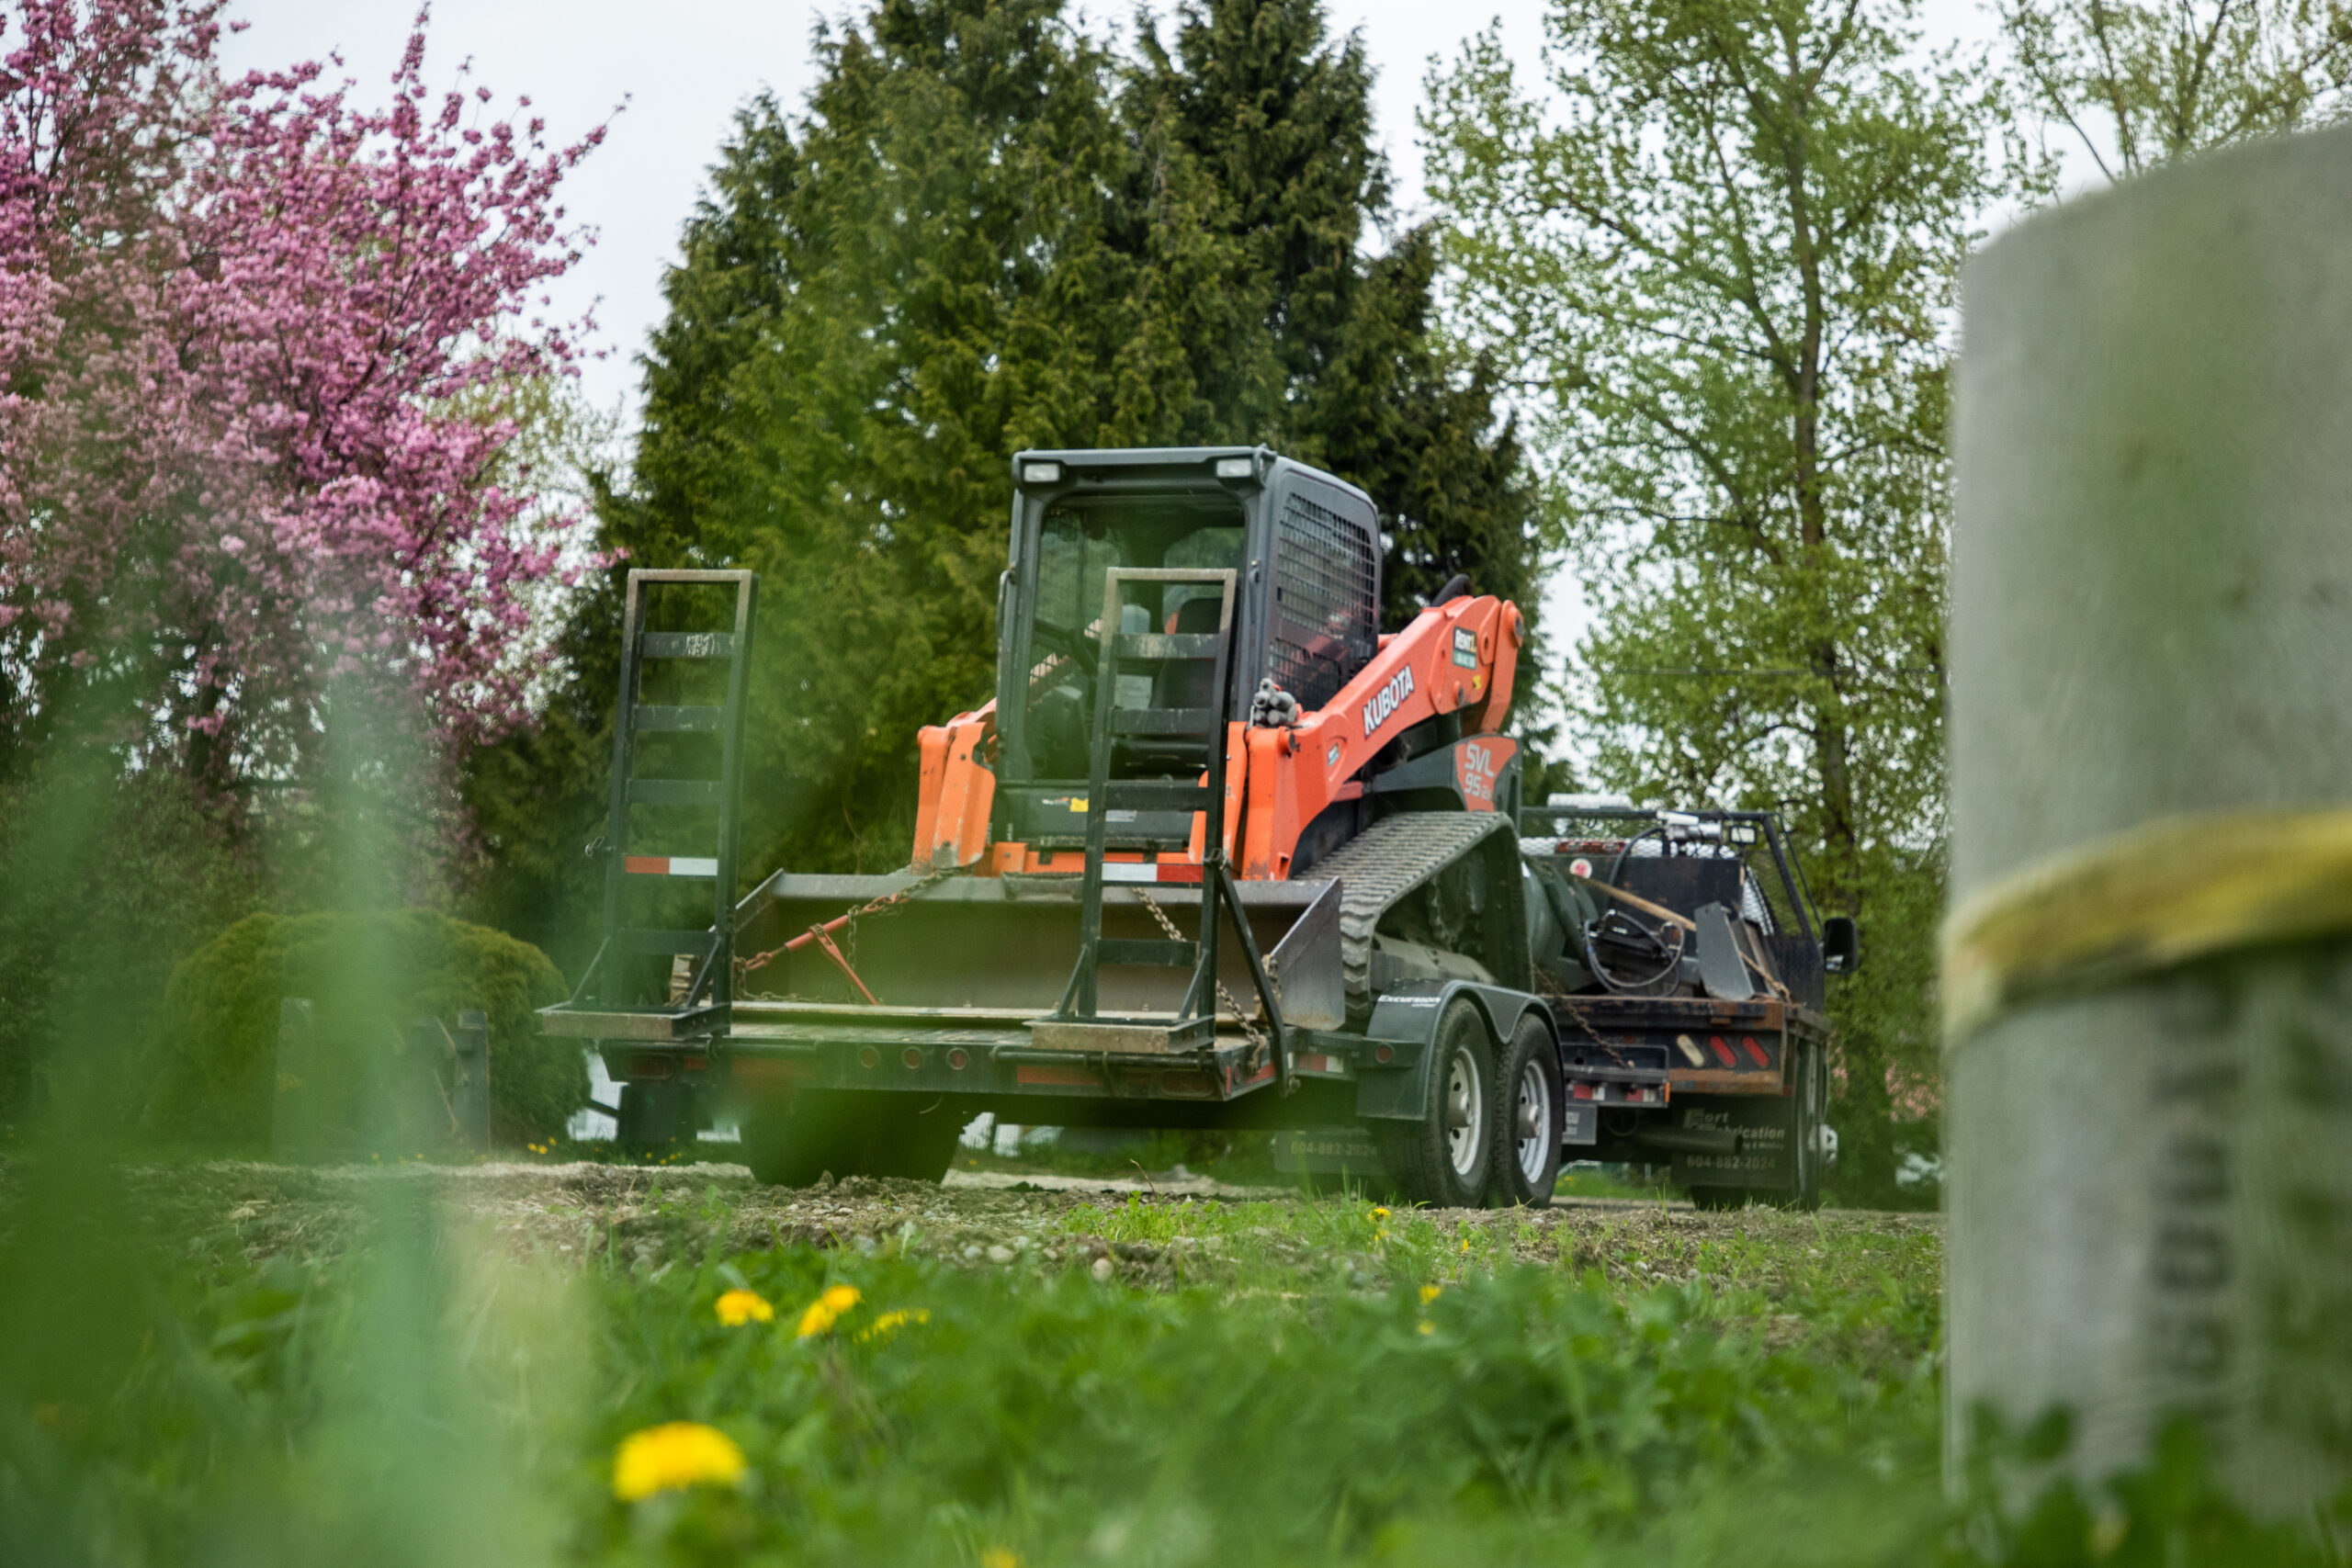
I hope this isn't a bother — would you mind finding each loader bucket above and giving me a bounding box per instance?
[733,872,1344,1030]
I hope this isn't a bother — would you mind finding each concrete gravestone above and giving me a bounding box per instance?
[1949,125,2352,1517]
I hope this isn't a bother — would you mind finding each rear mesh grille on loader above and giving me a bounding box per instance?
[1271,491,1377,709]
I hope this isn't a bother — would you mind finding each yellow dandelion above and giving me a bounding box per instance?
[1461,1238,1470,1254]
[1369,1206,1390,1221]
[715,1288,774,1326]
[797,1283,862,1338]
[856,1307,932,1344]
[1419,1283,1443,1305]
[980,1550,1023,1568]
[1417,1319,1435,1336]
[611,1421,747,1502]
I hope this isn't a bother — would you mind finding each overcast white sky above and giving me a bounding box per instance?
[220,0,2007,420]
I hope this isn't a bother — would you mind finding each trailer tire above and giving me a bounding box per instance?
[741,1090,860,1187]
[1371,998,1496,1209]
[617,1082,697,1157]
[857,1098,962,1182]
[1488,1014,1563,1207]
[741,1091,959,1187]
[1783,1039,1826,1212]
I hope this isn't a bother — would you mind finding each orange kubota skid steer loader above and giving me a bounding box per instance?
[543,446,1855,1208]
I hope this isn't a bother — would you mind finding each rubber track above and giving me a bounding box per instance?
[1300,813,1517,1020]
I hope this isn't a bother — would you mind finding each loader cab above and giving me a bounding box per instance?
[993,446,1380,853]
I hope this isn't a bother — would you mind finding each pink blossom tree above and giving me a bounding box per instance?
[0,0,603,791]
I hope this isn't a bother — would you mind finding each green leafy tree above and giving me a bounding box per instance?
[2001,0,2352,179]
[1424,0,2046,1196]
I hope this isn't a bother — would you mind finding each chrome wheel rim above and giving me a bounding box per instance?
[1513,1056,1552,1185]
[1443,1045,1484,1179]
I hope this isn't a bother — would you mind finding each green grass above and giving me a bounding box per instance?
[0,1156,2332,1567]
[585,1250,1933,1562]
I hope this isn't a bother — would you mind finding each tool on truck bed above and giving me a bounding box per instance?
[545,446,1859,1206]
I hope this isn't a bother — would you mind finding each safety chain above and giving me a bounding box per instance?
[1548,991,1625,1059]
[1136,886,1275,1067]
[843,862,959,953]
[737,862,962,997]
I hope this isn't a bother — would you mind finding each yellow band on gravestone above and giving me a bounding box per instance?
[1941,807,2352,1044]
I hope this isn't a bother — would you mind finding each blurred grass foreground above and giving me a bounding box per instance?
[0,748,2334,1568]
[0,1152,1952,1568]
[0,676,2329,1568]
[1,1151,2335,1568]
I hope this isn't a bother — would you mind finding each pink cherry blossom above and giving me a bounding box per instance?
[0,0,602,787]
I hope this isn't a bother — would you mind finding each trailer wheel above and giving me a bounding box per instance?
[617,1082,697,1157]
[1488,1014,1563,1207]
[857,1098,962,1182]
[741,1091,959,1187]
[1371,998,1495,1208]
[741,1090,858,1187]
[1783,1039,1826,1212]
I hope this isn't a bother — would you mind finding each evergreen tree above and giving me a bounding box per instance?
[1136,0,1538,626]
[1135,0,1382,437]
[1318,231,1538,618]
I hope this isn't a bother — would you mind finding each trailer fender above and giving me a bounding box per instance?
[1352,979,1551,1122]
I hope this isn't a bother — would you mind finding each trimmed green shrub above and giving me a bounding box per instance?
[149,908,582,1149]
[0,763,262,1123]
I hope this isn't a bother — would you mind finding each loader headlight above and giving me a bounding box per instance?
[1214,456,1254,479]
[1023,461,1063,484]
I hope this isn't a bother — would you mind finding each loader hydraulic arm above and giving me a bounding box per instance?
[911,699,997,874]
[1238,594,1524,879]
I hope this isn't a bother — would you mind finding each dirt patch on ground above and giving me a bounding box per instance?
[54,1158,1935,1299]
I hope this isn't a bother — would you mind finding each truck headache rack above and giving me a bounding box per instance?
[1044,567,1290,1086]
[564,569,758,1037]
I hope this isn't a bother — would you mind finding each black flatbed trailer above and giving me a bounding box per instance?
[546,801,1852,1207]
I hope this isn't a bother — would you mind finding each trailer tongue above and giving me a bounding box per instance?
[543,446,1857,1207]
